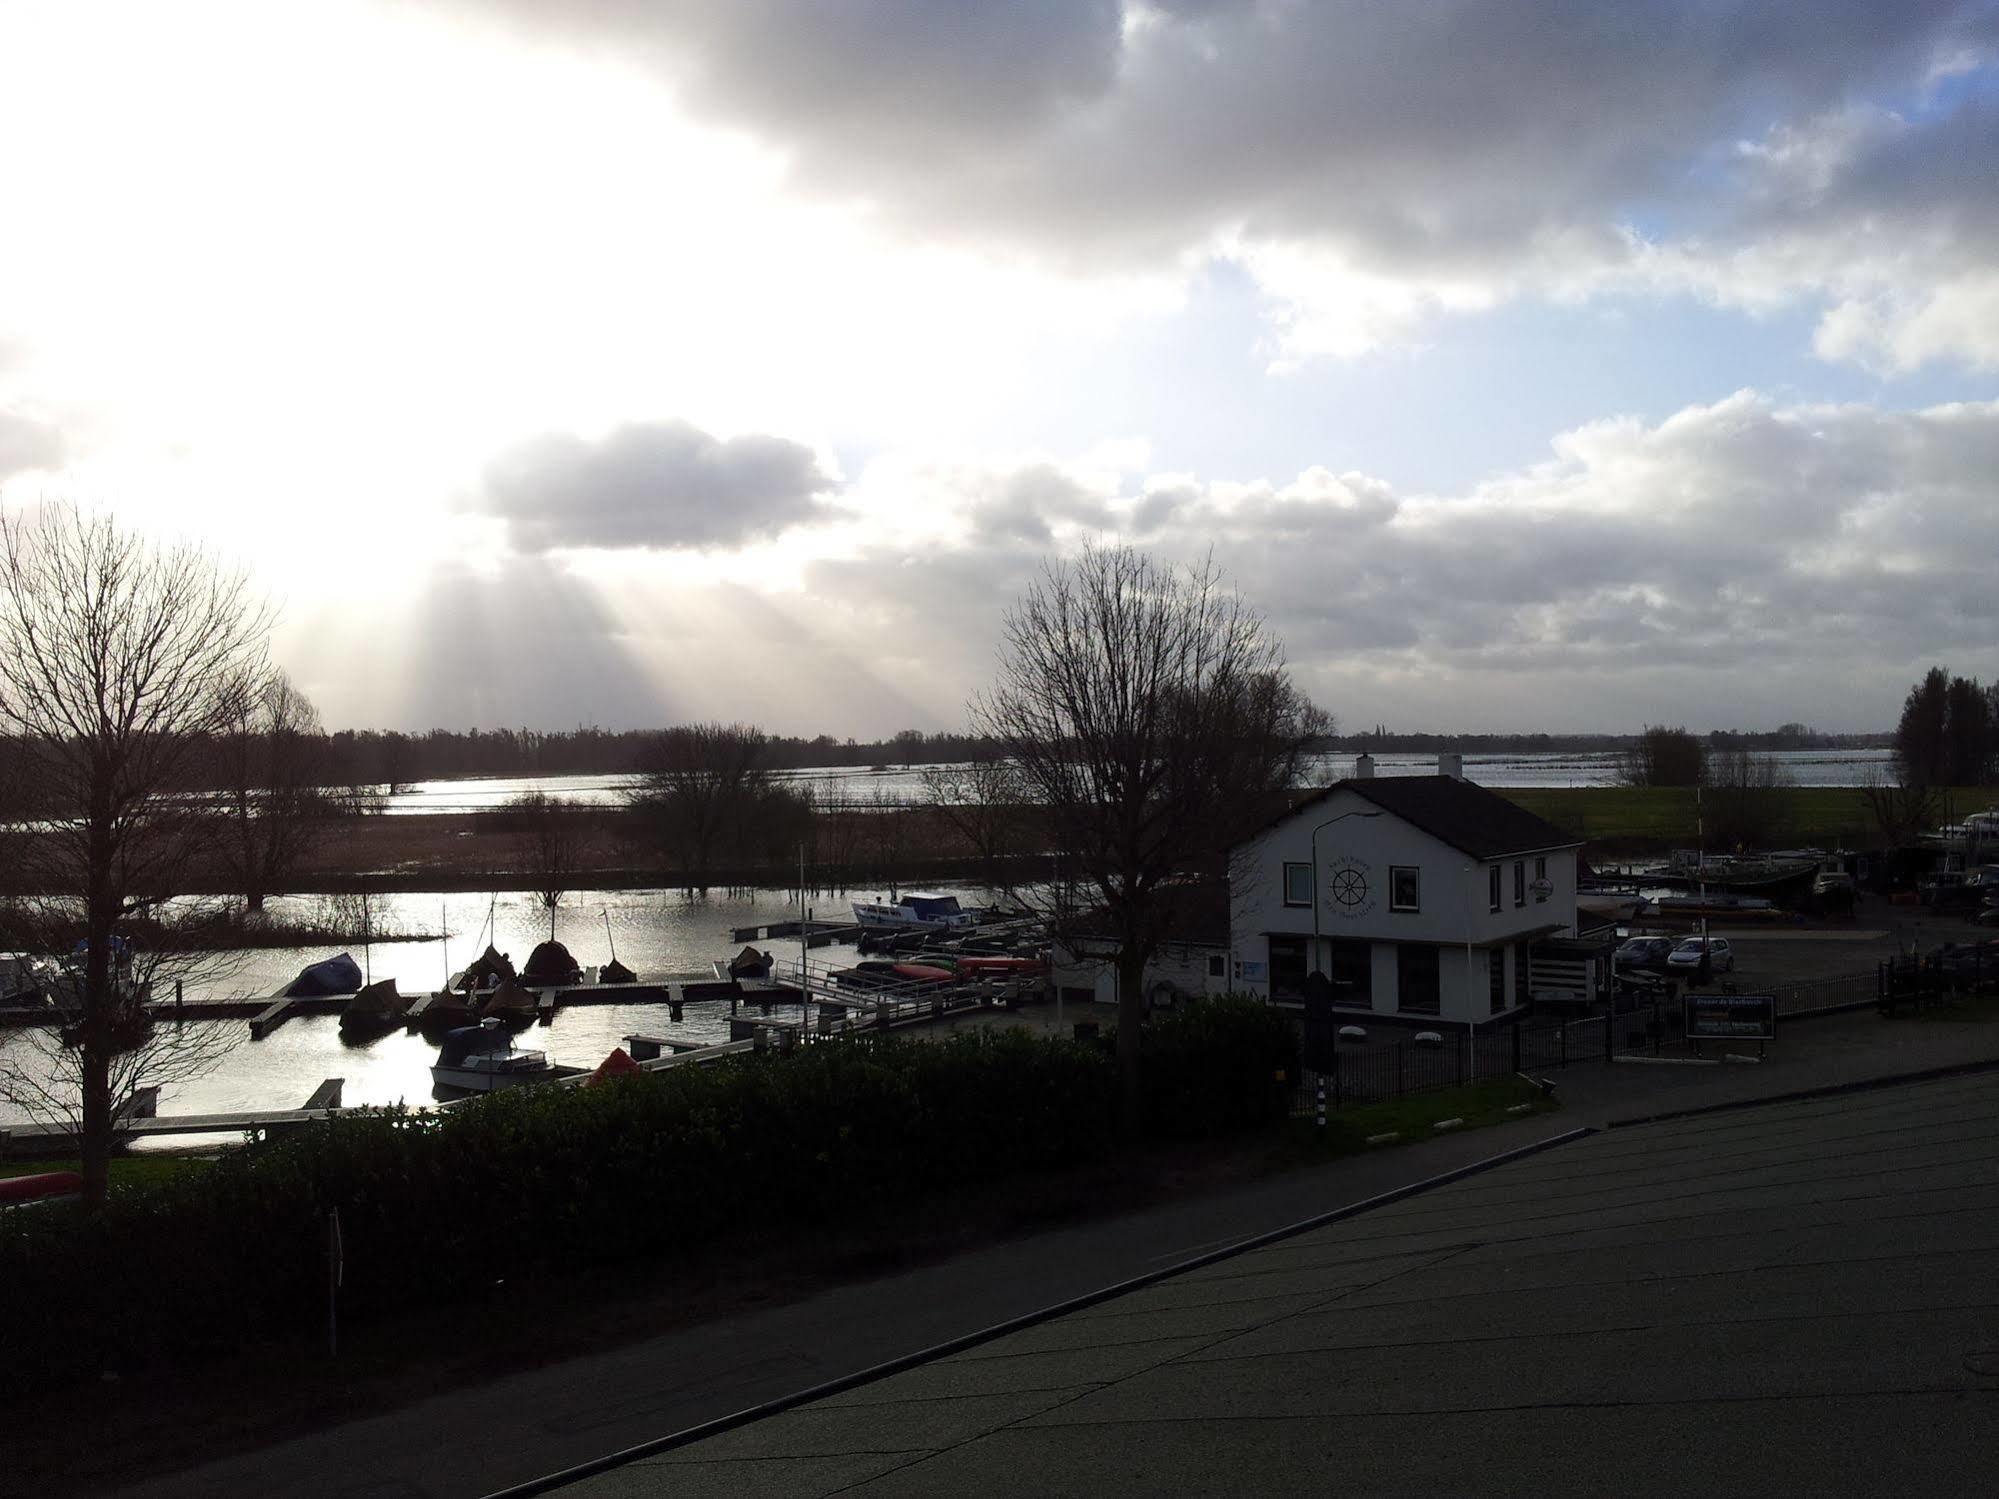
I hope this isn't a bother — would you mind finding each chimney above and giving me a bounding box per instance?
[1354,753,1375,780]
[1438,752,1462,780]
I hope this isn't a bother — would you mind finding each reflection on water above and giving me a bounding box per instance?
[378,748,1899,813]
[0,885,881,1125]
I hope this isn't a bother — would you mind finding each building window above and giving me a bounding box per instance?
[1514,940,1531,1009]
[1389,865,1421,912]
[1328,939,1372,1006]
[1534,855,1549,902]
[1282,862,1313,907]
[1488,865,1502,913]
[1207,953,1225,978]
[1269,935,1309,1002]
[1397,945,1441,1014]
[1513,860,1526,907]
[1487,948,1505,1014]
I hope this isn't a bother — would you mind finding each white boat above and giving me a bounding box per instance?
[431,1019,555,1092]
[851,892,978,931]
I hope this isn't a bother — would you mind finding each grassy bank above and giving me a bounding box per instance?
[1499,785,1994,853]
[1280,1075,1558,1160]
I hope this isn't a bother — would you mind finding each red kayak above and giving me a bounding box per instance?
[0,1172,83,1205]
[891,963,955,983]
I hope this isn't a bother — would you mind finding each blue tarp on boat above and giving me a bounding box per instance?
[285,952,364,997]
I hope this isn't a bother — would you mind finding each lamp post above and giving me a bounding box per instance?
[1310,809,1384,968]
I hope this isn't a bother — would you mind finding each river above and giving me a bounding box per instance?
[381,747,1899,813]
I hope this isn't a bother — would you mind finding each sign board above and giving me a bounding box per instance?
[1683,992,1775,1042]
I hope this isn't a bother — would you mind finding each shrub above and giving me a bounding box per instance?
[0,998,1295,1392]
[1137,995,1301,1138]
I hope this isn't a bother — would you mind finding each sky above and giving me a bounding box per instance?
[1,0,1997,738]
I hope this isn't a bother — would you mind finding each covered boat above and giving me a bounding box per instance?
[726,945,773,979]
[454,944,515,993]
[430,1020,553,1093]
[597,957,638,985]
[285,952,364,998]
[521,939,582,989]
[339,977,408,1032]
[481,976,539,1021]
[418,986,477,1029]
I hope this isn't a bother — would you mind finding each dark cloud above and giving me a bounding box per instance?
[0,409,62,480]
[448,1,1992,274]
[967,462,1111,543]
[479,419,834,552]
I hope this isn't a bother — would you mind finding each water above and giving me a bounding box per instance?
[0,885,889,1127]
[379,748,1898,813]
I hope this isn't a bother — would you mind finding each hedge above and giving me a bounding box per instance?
[0,999,1295,1392]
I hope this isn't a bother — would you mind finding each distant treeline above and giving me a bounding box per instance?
[1330,725,1888,754]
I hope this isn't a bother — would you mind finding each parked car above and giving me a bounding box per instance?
[1667,936,1734,973]
[1614,936,1679,974]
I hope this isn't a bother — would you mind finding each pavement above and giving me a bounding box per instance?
[107,998,1999,1499]
[553,1067,1999,1499]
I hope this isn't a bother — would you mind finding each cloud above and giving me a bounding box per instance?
[0,409,61,480]
[445,2,1999,364]
[796,392,1999,731]
[478,419,835,553]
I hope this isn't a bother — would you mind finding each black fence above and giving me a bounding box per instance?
[1294,966,1895,1112]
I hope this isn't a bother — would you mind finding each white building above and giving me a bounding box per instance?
[1049,881,1234,1011]
[1230,772,1587,1029]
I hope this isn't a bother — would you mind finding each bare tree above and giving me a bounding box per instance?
[628,723,779,893]
[506,789,580,915]
[218,669,332,911]
[971,544,1328,1131]
[921,755,1036,897]
[1705,746,1789,851]
[1620,725,1707,788]
[0,504,272,1202]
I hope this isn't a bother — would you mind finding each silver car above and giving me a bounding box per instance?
[1667,936,1734,972]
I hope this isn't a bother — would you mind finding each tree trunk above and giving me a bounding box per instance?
[78,1044,113,1203]
[1116,944,1147,1136]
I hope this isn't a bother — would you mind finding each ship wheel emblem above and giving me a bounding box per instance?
[1329,868,1368,909]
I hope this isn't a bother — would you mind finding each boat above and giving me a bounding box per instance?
[284,952,364,998]
[726,945,773,980]
[0,954,53,1017]
[521,939,582,989]
[851,892,979,931]
[1644,893,1784,921]
[339,978,409,1034]
[452,944,516,994]
[480,976,539,1022]
[953,956,1046,978]
[891,962,956,984]
[430,1020,555,1092]
[597,957,638,985]
[417,987,477,1030]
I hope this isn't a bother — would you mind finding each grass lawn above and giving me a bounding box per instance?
[1500,785,1995,851]
[0,1153,216,1188]
[1279,1074,1558,1160]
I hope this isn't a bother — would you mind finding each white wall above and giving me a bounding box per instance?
[1051,938,1230,1007]
[1230,784,1579,1024]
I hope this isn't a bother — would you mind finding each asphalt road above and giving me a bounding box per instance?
[562,1069,1999,1498]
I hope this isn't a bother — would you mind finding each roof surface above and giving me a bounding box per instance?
[1267,775,1582,861]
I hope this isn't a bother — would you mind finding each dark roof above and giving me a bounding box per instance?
[1071,879,1230,947]
[1262,776,1582,861]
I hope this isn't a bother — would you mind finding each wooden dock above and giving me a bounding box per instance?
[727,918,869,948]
